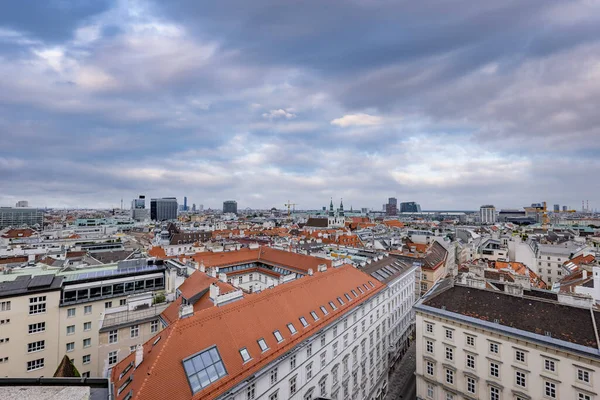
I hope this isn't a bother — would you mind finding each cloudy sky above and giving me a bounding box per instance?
[1,0,599,211]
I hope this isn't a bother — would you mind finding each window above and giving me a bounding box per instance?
[515,350,526,363]
[28,296,46,315]
[445,346,453,361]
[320,376,327,396]
[246,383,255,400]
[238,276,243,284]
[299,317,308,327]
[353,326,357,340]
[310,311,319,321]
[490,386,500,400]
[105,301,112,309]
[446,393,454,400]
[320,306,329,315]
[446,369,454,385]
[66,342,75,352]
[270,368,278,385]
[182,347,227,393]
[84,305,92,314]
[258,338,268,352]
[579,393,591,400]
[320,351,327,369]
[490,362,499,378]
[467,376,476,394]
[343,334,348,347]
[337,297,345,306]
[0,301,10,311]
[27,340,45,353]
[28,322,45,334]
[84,321,91,331]
[578,369,591,383]
[307,343,312,357]
[268,392,278,400]
[545,359,556,372]
[426,360,434,376]
[129,325,139,338]
[274,330,283,342]
[466,353,475,369]
[120,299,127,306]
[489,342,499,354]
[333,341,338,357]
[83,354,91,364]
[151,320,159,333]
[240,348,251,362]
[345,293,352,302]
[82,338,91,348]
[130,346,136,353]
[109,330,118,344]
[545,381,556,398]
[287,323,297,335]
[426,340,434,354]
[306,362,313,380]
[445,329,453,340]
[427,383,434,399]
[290,375,297,394]
[321,334,326,347]
[27,358,44,371]
[333,325,338,337]
[66,325,75,335]
[516,370,526,387]
[290,354,296,369]
[67,308,76,318]
[421,282,428,291]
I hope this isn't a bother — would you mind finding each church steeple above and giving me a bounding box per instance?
[339,198,344,217]
[329,198,334,216]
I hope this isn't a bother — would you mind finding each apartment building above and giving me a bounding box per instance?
[533,242,590,285]
[396,241,447,294]
[415,281,600,400]
[111,264,392,400]
[0,261,167,378]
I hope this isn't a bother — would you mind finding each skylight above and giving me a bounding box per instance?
[329,301,337,310]
[274,330,284,342]
[299,317,309,327]
[258,338,268,352]
[363,284,369,290]
[344,293,352,302]
[310,311,319,321]
[287,323,298,334]
[239,347,251,362]
[368,281,375,288]
[183,347,228,394]
[337,297,345,306]
[358,286,364,294]
[351,290,358,297]
[320,306,329,315]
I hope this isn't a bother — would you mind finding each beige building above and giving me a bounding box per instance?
[415,281,600,400]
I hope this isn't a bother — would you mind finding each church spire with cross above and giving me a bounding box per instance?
[339,198,344,216]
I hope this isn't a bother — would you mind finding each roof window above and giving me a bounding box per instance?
[239,347,251,363]
[183,346,228,393]
[337,297,345,306]
[274,330,284,343]
[328,301,337,311]
[344,293,352,302]
[299,317,309,327]
[368,281,375,288]
[257,338,268,352]
[357,286,364,294]
[351,290,358,297]
[320,306,329,315]
[310,311,319,321]
[363,284,369,291]
[287,323,298,335]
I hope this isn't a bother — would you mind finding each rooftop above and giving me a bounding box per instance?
[0,274,63,299]
[101,303,170,332]
[359,255,416,283]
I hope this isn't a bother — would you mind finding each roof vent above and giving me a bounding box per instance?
[494,319,500,324]
[545,331,552,337]
[441,305,446,310]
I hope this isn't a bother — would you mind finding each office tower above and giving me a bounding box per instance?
[479,205,497,224]
[184,196,188,211]
[192,204,196,212]
[0,207,44,229]
[15,200,29,208]
[400,201,421,213]
[386,197,398,216]
[563,206,568,212]
[131,195,150,222]
[150,198,178,221]
[223,200,238,214]
[554,204,560,212]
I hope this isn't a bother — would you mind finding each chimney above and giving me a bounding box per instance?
[218,272,227,282]
[210,283,220,305]
[317,264,327,272]
[308,268,313,276]
[135,344,144,367]
[199,259,205,272]
[179,304,194,319]
[583,270,588,280]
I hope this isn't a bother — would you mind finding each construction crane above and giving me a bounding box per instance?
[284,200,297,218]
[531,202,576,231]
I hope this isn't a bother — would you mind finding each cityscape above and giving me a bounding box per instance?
[2,1,600,400]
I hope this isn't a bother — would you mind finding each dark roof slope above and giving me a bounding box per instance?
[423,284,599,348]
[0,274,63,299]
[305,218,328,228]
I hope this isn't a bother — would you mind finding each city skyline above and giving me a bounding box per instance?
[1,1,600,210]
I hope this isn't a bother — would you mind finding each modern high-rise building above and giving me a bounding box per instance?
[131,195,150,222]
[150,198,178,221]
[400,201,421,213]
[554,204,560,212]
[386,197,398,216]
[223,200,237,214]
[15,200,29,208]
[192,203,196,212]
[479,205,496,224]
[183,196,188,211]
[0,207,44,229]
[563,205,568,212]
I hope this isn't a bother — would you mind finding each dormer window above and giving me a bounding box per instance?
[287,323,298,335]
[240,348,251,362]
[274,330,284,343]
[258,338,268,352]
[299,317,309,327]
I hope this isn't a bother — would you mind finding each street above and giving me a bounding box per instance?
[386,341,416,399]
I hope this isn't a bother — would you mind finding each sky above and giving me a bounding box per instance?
[1,0,599,211]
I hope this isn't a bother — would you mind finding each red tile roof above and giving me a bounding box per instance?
[112,265,383,400]
[1,228,35,238]
[0,256,28,265]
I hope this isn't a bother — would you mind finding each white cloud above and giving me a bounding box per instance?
[262,108,296,119]
[330,113,383,127]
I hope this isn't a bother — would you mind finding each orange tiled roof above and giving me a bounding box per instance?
[112,265,384,400]
[383,220,405,228]
[1,228,35,238]
[148,246,168,259]
[494,261,547,289]
[0,256,28,265]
